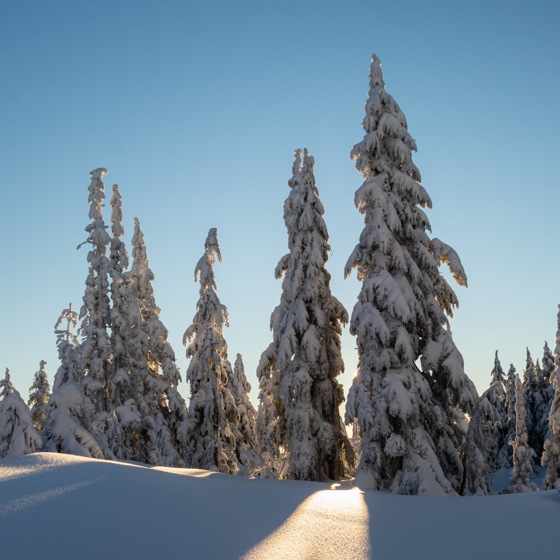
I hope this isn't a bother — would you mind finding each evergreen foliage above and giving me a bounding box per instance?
[228,354,258,462]
[496,363,517,468]
[53,303,85,392]
[181,229,238,474]
[257,149,352,481]
[28,360,51,433]
[42,381,103,459]
[542,305,560,490]
[78,168,114,414]
[124,217,185,467]
[502,375,535,493]
[0,371,42,458]
[465,382,503,495]
[344,54,477,494]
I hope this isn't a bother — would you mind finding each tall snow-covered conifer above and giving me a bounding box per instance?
[78,168,113,414]
[181,229,238,474]
[503,375,535,493]
[344,54,478,495]
[124,218,184,466]
[28,360,51,433]
[257,149,352,481]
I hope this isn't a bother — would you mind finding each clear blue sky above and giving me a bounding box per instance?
[1,0,559,408]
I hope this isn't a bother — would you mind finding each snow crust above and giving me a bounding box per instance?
[1,453,558,560]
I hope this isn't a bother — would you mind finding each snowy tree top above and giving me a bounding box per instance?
[194,228,222,295]
[368,53,386,91]
[1,368,15,398]
[110,184,125,239]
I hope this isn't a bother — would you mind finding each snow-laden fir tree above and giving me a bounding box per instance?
[181,229,238,474]
[227,354,258,471]
[123,217,185,467]
[502,375,536,494]
[107,184,131,411]
[78,168,114,414]
[52,303,85,392]
[465,382,503,495]
[542,305,560,490]
[42,381,103,459]
[28,360,51,433]
[344,54,478,494]
[496,363,517,468]
[0,370,42,458]
[257,149,353,481]
[523,348,546,457]
[489,351,507,467]
[541,341,555,387]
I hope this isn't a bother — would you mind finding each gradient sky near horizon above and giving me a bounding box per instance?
[1,0,559,409]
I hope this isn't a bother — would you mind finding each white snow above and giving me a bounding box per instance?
[1,453,558,560]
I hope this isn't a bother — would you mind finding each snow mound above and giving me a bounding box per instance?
[1,453,558,560]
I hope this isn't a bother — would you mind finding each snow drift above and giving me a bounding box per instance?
[1,453,558,560]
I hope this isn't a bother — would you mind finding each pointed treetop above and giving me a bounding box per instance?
[302,148,315,173]
[194,228,222,292]
[110,184,125,239]
[490,350,505,386]
[291,148,303,178]
[1,368,14,398]
[369,53,386,91]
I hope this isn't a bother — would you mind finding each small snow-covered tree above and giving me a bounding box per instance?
[257,149,352,482]
[53,303,85,392]
[28,360,51,433]
[465,382,503,495]
[181,228,238,474]
[542,306,560,490]
[78,168,114,414]
[0,372,42,458]
[502,375,536,493]
[344,54,478,495]
[228,354,258,469]
[42,380,103,459]
[488,351,507,466]
[496,363,517,468]
[523,348,546,457]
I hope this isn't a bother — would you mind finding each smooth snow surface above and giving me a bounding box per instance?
[1,453,558,560]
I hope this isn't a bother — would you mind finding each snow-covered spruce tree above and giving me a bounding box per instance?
[489,351,507,466]
[542,305,560,490]
[228,354,258,469]
[0,371,42,458]
[257,149,353,482]
[465,382,503,495]
[496,363,517,468]
[181,229,238,474]
[52,303,85,392]
[42,381,103,459]
[107,184,131,411]
[344,54,478,495]
[124,217,185,467]
[28,360,51,433]
[523,348,546,457]
[502,375,536,493]
[77,168,114,414]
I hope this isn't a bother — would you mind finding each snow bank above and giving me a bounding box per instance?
[0,453,558,560]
